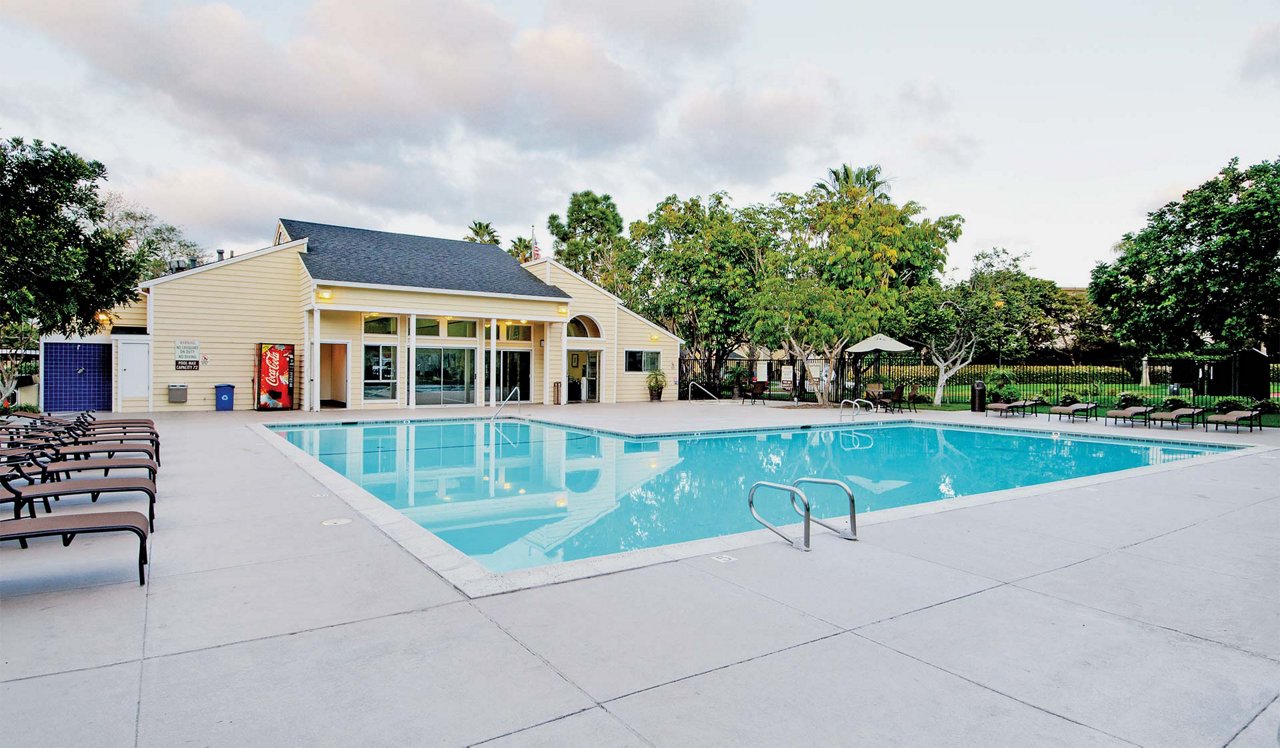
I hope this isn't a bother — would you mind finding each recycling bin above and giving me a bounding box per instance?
[214,383,235,411]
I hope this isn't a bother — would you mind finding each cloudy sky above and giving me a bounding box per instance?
[1,0,1277,285]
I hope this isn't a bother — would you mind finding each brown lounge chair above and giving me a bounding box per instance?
[1105,405,1155,426]
[986,400,1037,418]
[1206,409,1264,432]
[0,466,156,530]
[8,434,159,464]
[0,511,149,584]
[7,411,155,429]
[740,381,767,405]
[1049,402,1098,422]
[1147,407,1206,430]
[21,448,160,482]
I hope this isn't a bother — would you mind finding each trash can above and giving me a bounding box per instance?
[553,381,562,406]
[970,380,986,413]
[167,384,188,404]
[214,384,235,411]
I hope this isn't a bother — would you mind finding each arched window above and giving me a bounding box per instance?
[566,315,601,338]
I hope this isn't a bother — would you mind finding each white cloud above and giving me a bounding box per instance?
[1242,21,1280,85]
[545,0,750,54]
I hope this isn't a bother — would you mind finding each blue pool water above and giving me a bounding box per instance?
[273,420,1231,573]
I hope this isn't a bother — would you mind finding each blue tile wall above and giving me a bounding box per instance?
[43,342,113,412]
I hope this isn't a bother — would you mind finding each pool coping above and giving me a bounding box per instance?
[250,415,1274,599]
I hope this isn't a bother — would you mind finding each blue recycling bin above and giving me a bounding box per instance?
[214,384,235,411]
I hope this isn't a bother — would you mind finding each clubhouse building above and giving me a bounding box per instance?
[39,220,681,413]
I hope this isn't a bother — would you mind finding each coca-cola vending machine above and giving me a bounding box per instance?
[255,343,295,410]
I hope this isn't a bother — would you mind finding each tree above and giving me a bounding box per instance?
[749,169,962,404]
[814,163,891,202]
[1089,157,1280,353]
[629,193,774,386]
[102,193,205,279]
[464,221,500,245]
[0,136,147,337]
[894,249,1056,402]
[507,236,534,263]
[546,191,637,296]
[0,322,38,406]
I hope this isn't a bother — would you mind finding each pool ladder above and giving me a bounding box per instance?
[747,478,858,552]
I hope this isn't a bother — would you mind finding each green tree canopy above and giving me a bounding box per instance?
[0,136,146,337]
[507,236,534,263]
[463,220,500,245]
[1089,157,1280,353]
[546,190,636,295]
[103,192,206,279]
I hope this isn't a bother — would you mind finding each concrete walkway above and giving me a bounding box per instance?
[2,404,1277,746]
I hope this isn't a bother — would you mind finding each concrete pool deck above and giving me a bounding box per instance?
[2,403,1278,746]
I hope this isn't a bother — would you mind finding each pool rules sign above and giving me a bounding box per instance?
[175,340,200,370]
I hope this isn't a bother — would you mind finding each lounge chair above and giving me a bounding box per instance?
[1206,409,1264,433]
[22,448,159,482]
[1049,402,1098,422]
[986,399,1037,418]
[1147,407,1206,430]
[1104,405,1155,426]
[7,411,155,429]
[740,381,767,405]
[7,431,159,464]
[0,466,156,530]
[0,510,149,584]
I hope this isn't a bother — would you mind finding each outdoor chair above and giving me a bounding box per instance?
[1049,402,1098,422]
[9,430,159,465]
[1104,406,1155,426]
[1206,409,1264,433]
[1147,407,1207,430]
[740,381,767,405]
[0,465,156,530]
[986,399,1037,418]
[877,385,905,413]
[0,510,149,585]
[864,383,885,403]
[22,447,159,483]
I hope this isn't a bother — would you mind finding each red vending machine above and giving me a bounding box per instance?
[255,343,296,410]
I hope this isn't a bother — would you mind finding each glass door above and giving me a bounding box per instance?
[415,347,475,405]
[568,350,600,403]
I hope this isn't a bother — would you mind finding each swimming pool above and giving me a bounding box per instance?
[273,419,1231,573]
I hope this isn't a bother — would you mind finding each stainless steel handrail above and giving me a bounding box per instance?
[747,481,811,551]
[491,387,520,421]
[791,477,857,540]
[689,381,720,401]
[839,399,874,421]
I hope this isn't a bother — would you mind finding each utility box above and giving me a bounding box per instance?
[970,380,986,413]
[214,384,235,411]
[167,384,188,403]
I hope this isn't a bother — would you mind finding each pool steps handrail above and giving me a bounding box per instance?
[491,387,520,421]
[839,399,874,421]
[748,482,811,550]
[688,381,720,401]
[747,477,858,551]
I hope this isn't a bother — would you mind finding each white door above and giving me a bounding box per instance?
[119,340,150,398]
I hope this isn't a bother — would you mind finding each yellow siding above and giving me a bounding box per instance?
[108,298,148,329]
[615,310,681,402]
[145,246,308,411]
[315,285,564,320]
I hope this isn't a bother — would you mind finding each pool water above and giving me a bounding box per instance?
[273,420,1230,573]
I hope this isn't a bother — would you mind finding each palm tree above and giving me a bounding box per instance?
[815,164,891,202]
[508,236,534,263]
[464,221,500,245]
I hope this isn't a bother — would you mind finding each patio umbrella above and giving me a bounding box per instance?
[849,334,913,395]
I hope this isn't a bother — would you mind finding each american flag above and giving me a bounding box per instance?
[531,225,541,260]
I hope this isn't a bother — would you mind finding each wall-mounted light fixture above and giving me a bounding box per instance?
[95,312,110,323]
[556,305,568,316]
[649,333,660,342]
[316,289,332,300]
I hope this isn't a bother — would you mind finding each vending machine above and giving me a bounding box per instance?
[255,343,296,410]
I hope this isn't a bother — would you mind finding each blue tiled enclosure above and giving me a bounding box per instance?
[42,342,112,412]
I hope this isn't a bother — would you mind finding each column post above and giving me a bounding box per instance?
[408,313,416,410]
[311,306,321,411]
[489,317,498,407]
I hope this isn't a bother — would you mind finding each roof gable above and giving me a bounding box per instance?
[280,219,571,300]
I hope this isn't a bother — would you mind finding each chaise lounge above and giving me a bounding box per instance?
[986,399,1039,418]
[1206,408,1264,432]
[1049,402,1098,422]
[0,511,150,584]
[1104,405,1155,426]
[1147,407,1207,430]
[0,466,156,530]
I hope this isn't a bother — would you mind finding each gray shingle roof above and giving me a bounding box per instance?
[280,219,570,300]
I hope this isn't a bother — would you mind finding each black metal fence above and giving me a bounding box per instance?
[680,354,1280,410]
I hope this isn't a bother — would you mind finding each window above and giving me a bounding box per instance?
[624,350,661,373]
[446,320,477,337]
[363,344,398,401]
[415,318,440,336]
[567,316,600,337]
[363,315,398,335]
[505,325,532,341]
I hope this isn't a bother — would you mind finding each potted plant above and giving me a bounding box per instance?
[646,369,667,401]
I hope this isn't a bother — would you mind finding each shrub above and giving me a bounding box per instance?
[987,368,1016,389]
[0,402,40,415]
[990,385,1021,403]
[1160,396,1189,411]
[1212,397,1249,414]
[1059,392,1080,406]
[1254,399,1279,414]
[1115,391,1144,409]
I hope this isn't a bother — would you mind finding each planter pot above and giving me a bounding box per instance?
[649,388,664,401]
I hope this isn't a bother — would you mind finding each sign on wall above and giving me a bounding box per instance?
[175,340,200,371]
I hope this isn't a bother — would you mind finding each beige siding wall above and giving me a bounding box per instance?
[109,298,148,328]
[536,262,680,403]
[315,285,564,321]
[146,246,308,411]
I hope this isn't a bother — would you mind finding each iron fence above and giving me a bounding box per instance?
[680,353,1280,410]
